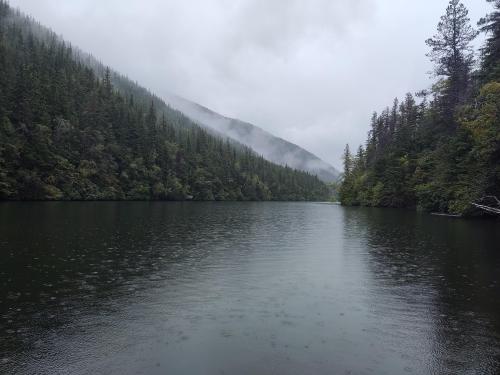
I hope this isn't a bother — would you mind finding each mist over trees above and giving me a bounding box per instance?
[0,0,329,201]
[340,0,500,216]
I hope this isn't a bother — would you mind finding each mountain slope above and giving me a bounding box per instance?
[165,95,340,183]
[2,2,338,184]
[0,1,329,201]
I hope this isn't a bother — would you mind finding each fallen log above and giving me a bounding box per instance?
[471,203,500,215]
[431,212,462,218]
[471,196,500,215]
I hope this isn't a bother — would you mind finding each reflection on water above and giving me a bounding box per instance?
[0,202,499,374]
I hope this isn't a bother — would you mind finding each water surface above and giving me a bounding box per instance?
[1,202,499,374]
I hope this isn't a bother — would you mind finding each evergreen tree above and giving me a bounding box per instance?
[478,0,500,81]
[426,0,477,123]
[342,144,352,177]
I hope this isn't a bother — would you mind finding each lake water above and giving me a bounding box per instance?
[1,202,499,374]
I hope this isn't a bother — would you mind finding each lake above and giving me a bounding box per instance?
[1,202,499,374]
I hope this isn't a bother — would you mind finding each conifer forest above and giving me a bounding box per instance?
[340,0,500,216]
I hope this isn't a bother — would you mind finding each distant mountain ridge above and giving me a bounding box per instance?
[165,95,340,183]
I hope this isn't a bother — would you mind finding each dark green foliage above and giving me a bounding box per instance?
[0,1,328,201]
[340,0,500,216]
[479,0,500,81]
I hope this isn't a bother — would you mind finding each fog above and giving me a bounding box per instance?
[8,0,492,169]
[165,94,340,180]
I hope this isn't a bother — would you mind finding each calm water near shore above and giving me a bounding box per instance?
[1,202,499,374]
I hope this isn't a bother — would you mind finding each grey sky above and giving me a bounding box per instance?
[9,0,492,169]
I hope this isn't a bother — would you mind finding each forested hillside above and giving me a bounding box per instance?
[0,1,329,201]
[165,95,340,183]
[340,0,500,216]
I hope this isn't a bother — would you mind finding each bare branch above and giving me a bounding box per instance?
[471,196,500,215]
[482,195,500,206]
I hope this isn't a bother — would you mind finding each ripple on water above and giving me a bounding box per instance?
[0,202,499,375]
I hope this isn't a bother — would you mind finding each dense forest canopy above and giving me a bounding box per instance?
[340,0,500,216]
[0,0,329,201]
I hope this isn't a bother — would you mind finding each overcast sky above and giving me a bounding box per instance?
[9,0,492,169]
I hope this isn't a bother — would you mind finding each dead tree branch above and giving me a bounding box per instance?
[471,196,500,215]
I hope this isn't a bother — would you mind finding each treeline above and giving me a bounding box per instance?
[340,0,500,215]
[0,1,329,201]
